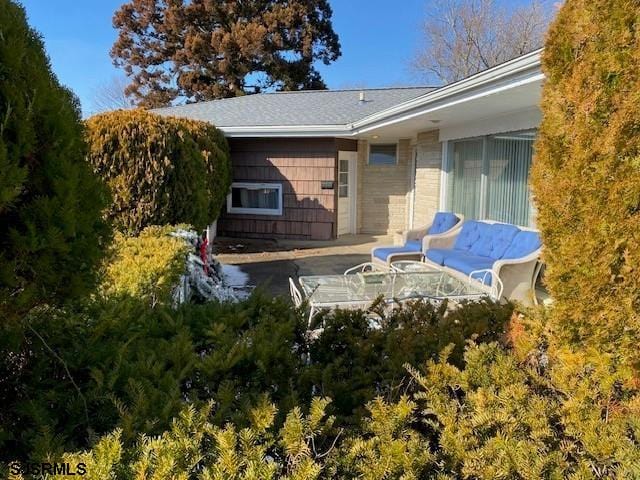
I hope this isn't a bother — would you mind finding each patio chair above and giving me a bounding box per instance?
[344,262,389,275]
[371,212,464,267]
[289,277,303,307]
[290,277,319,327]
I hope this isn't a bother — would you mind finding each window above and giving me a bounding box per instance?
[338,159,349,197]
[445,130,536,227]
[368,144,397,165]
[227,182,283,216]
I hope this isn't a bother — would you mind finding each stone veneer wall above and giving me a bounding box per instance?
[356,138,412,234]
[412,130,443,227]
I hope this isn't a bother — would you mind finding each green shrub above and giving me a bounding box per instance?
[0,0,110,323]
[531,0,640,365]
[100,225,192,306]
[304,299,513,424]
[85,110,231,234]
[0,293,305,462]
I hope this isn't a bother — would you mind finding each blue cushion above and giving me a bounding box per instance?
[405,239,422,251]
[502,231,541,259]
[443,253,495,285]
[453,221,482,251]
[469,223,520,260]
[425,248,455,265]
[373,242,422,262]
[428,212,459,235]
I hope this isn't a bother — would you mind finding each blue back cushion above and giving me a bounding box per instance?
[428,212,459,235]
[502,230,541,259]
[453,221,481,251]
[469,223,520,260]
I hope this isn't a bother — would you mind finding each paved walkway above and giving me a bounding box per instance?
[213,234,393,297]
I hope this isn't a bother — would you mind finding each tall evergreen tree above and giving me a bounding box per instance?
[111,0,341,107]
[531,0,640,366]
[0,0,111,322]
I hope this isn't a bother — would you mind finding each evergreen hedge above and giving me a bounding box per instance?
[531,0,640,365]
[85,110,231,234]
[0,0,111,323]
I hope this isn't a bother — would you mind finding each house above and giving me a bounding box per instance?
[154,49,542,241]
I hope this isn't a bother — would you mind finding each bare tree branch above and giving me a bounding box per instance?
[90,76,135,114]
[411,0,557,84]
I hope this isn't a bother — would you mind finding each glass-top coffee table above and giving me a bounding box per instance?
[298,265,488,322]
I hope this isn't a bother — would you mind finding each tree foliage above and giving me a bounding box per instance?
[412,0,554,83]
[111,0,342,107]
[0,0,111,323]
[85,109,231,234]
[531,0,640,366]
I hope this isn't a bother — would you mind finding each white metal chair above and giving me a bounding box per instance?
[289,277,303,307]
[468,269,505,302]
[344,262,388,275]
[289,277,318,327]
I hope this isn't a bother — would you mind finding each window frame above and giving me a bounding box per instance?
[442,129,536,227]
[368,142,398,166]
[226,182,283,216]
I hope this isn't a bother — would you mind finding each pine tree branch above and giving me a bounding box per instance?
[27,322,90,429]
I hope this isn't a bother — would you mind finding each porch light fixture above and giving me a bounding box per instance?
[430,119,441,124]
[372,135,379,139]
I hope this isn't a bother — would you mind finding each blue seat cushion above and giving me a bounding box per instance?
[502,230,541,259]
[428,212,459,235]
[425,248,455,265]
[405,239,422,250]
[469,223,520,260]
[453,221,482,251]
[443,252,495,285]
[373,241,422,262]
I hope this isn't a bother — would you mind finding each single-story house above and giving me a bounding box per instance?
[154,48,542,241]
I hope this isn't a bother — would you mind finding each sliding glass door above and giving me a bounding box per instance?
[446,130,536,227]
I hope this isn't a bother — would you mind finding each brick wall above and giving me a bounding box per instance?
[356,138,412,234]
[412,130,443,227]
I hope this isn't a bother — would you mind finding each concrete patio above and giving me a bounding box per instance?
[213,234,392,297]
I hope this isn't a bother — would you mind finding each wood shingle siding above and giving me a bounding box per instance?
[219,138,356,240]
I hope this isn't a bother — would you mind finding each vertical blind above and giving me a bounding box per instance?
[446,130,535,227]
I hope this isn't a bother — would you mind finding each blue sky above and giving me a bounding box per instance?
[19,0,534,116]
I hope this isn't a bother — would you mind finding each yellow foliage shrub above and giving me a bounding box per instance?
[86,109,231,234]
[531,0,640,366]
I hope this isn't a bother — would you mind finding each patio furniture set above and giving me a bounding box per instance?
[290,212,543,325]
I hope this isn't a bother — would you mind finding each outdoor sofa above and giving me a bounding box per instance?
[371,212,464,266]
[423,220,542,305]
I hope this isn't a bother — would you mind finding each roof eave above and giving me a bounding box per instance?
[211,49,543,138]
[220,124,354,138]
[352,49,543,133]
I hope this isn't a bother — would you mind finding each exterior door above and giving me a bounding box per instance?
[337,151,357,236]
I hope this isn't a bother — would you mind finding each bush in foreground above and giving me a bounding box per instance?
[85,109,231,234]
[0,0,110,323]
[0,288,512,465]
[531,0,640,366]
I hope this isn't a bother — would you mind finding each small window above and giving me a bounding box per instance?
[227,182,283,216]
[369,144,397,165]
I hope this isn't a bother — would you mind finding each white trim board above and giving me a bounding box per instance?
[438,108,541,142]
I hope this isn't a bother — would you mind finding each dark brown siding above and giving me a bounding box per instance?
[219,138,352,240]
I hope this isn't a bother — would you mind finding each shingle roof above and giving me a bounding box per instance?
[152,87,436,127]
